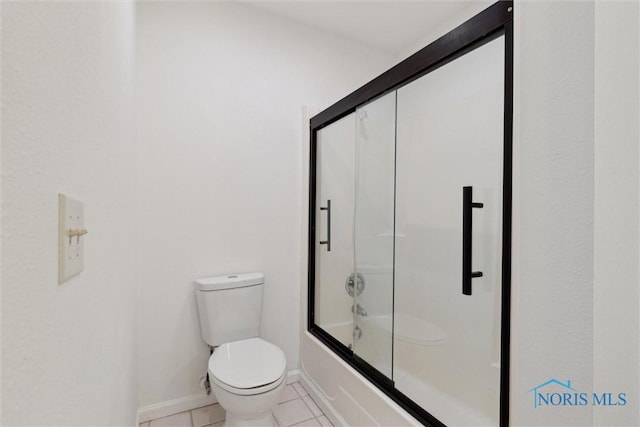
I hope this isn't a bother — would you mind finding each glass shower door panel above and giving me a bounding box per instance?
[394,36,505,425]
[353,92,396,378]
[315,113,356,348]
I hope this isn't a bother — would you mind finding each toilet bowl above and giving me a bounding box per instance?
[208,338,286,427]
[194,273,287,427]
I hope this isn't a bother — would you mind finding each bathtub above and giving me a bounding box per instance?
[306,313,498,426]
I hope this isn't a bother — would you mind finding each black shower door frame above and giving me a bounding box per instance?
[307,2,514,425]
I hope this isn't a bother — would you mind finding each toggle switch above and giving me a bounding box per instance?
[58,193,87,284]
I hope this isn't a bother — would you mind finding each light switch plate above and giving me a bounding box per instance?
[58,194,85,284]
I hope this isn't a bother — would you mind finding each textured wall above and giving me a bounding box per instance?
[512,2,595,425]
[1,2,137,425]
[135,2,391,407]
[514,2,640,425]
[593,1,640,426]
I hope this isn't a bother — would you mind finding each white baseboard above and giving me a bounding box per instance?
[297,370,348,427]
[137,370,302,423]
[286,369,300,384]
[137,393,218,423]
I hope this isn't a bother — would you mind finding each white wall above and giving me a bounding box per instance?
[395,1,494,63]
[135,2,392,407]
[593,1,639,426]
[513,1,640,425]
[512,2,595,425]
[1,2,137,425]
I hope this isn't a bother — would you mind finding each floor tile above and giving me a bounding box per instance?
[316,416,333,427]
[302,395,322,417]
[273,398,315,426]
[292,382,308,397]
[280,384,300,403]
[144,383,330,427]
[149,411,192,427]
[191,404,225,427]
[291,418,321,427]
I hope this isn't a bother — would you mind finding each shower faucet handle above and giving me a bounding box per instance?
[351,303,368,317]
[345,272,365,297]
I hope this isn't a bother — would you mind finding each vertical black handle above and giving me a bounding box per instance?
[320,200,331,251]
[463,187,483,295]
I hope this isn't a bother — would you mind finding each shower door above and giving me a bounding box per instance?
[313,95,396,376]
[393,35,505,426]
[314,113,356,348]
[353,92,396,378]
[308,3,512,426]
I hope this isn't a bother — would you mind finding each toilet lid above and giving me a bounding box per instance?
[209,338,286,390]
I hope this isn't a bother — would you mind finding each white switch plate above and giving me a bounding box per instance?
[58,194,85,284]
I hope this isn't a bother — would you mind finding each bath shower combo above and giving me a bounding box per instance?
[307,1,514,425]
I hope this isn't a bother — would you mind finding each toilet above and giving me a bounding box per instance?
[194,273,286,427]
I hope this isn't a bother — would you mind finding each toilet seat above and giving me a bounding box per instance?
[208,338,286,396]
[210,369,286,396]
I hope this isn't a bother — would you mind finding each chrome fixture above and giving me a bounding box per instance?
[353,325,363,342]
[352,303,368,317]
[345,272,365,297]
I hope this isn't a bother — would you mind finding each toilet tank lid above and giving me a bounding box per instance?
[194,272,264,291]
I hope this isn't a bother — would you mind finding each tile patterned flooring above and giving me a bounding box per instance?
[140,382,333,427]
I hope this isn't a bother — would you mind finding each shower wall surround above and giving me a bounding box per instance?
[308,2,513,426]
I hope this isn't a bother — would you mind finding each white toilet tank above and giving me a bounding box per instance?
[194,272,264,347]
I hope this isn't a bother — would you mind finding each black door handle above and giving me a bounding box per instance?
[320,200,331,252]
[463,187,483,295]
